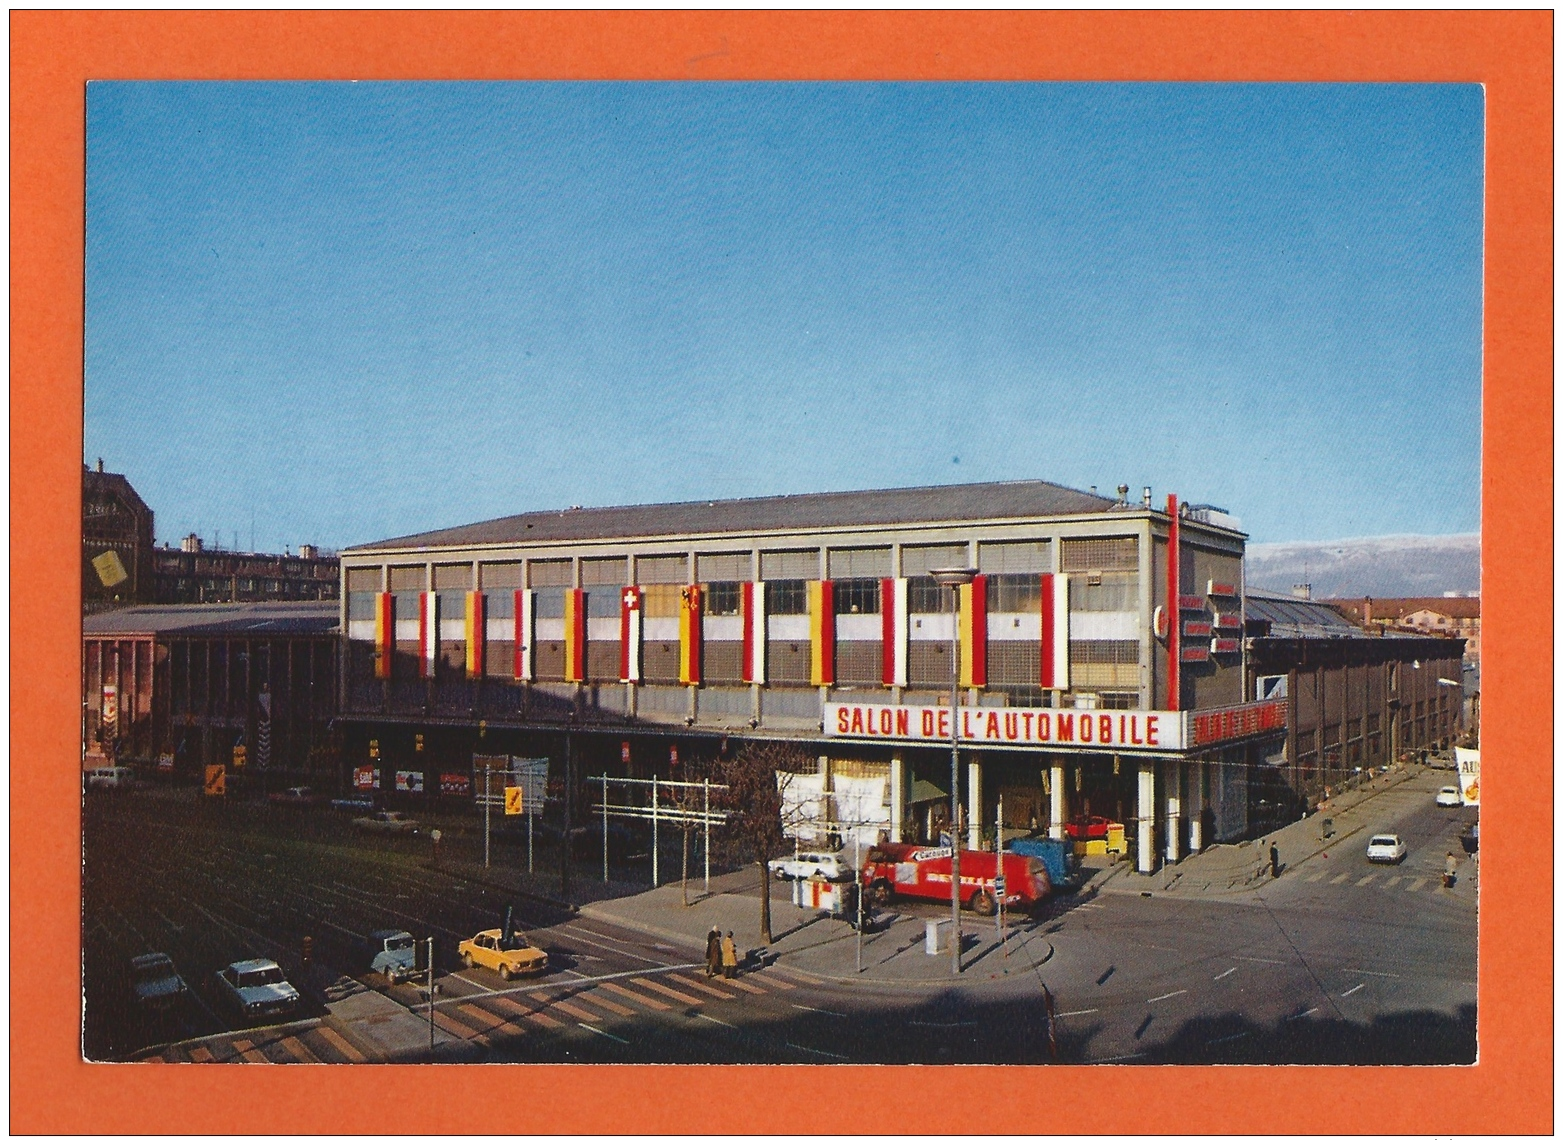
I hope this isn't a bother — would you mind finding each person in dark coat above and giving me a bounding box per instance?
[705,926,722,977]
[1269,842,1281,878]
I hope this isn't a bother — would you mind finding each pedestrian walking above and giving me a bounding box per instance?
[720,931,738,979]
[705,927,722,977]
[1444,852,1457,889]
[1269,842,1281,879]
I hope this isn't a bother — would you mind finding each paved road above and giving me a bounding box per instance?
[83,778,1475,1064]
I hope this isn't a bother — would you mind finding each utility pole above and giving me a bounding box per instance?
[561,729,573,903]
[426,936,435,1054]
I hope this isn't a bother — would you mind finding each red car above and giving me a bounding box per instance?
[1064,815,1115,841]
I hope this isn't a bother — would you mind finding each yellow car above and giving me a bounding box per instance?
[457,929,548,980]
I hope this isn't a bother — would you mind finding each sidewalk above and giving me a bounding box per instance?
[1093,761,1436,898]
[579,872,1053,988]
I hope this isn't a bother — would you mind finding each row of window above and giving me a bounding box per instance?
[345,536,1142,594]
[346,572,1141,622]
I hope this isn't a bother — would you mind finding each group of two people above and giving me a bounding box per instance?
[705,927,738,979]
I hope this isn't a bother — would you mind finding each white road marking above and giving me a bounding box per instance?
[1354,874,1377,887]
[1406,878,1427,892]
[790,1004,846,1018]
[1147,989,1188,1003]
[1207,1031,1249,1045]
[1341,984,1365,997]
[1055,1008,1099,1018]
[1304,872,1327,883]
[1092,1051,1145,1063]
[1284,1007,1319,1020]
[1343,968,1401,979]
[787,1041,848,1060]
[1231,956,1285,965]
[695,1013,735,1028]
[911,1019,979,1027]
[1213,967,1237,980]
[580,1023,628,1044]
[1383,876,1403,888]
[1330,872,1351,884]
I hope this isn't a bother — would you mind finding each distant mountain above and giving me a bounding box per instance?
[1245,534,1480,599]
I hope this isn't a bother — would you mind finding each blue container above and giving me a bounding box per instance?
[1005,836,1081,892]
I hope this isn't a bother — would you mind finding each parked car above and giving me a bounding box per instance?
[130,952,189,1009]
[457,929,548,980]
[351,810,420,834]
[368,929,419,983]
[1365,834,1407,864]
[214,959,301,1020]
[1063,814,1114,841]
[269,786,325,806]
[768,851,855,882]
[85,766,135,791]
[1434,786,1462,808]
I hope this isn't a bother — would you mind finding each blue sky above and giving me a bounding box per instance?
[85,82,1483,551]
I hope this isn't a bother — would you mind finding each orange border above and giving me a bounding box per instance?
[11,12,1551,1135]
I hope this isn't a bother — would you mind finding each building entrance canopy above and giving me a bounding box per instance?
[824,698,1285,754]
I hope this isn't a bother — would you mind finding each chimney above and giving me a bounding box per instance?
[1142,486,1152,508]
[1363,596,1373,625]
[96,457,104,473]
[1116,483,1129,505]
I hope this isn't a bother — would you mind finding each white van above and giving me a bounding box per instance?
[85,766,135,791]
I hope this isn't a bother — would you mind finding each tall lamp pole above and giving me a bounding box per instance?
[930,566,976,976]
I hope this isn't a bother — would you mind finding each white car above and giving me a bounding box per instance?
[1366,834,1407,864]
[215,958,301,1020]
[768,851,854,882]
[1435,786,1463,807]
[351,810,420,834]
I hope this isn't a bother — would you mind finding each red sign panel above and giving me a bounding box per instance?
[1189,699,1287,746]
[621,741,632,764]
[354,765,377,790]
[1180,645,1210,662]
[1207,581,1238,598]
[1178,595,1207,612]
[440,772,471,796]
[1211,638,1241,655]
[1183,620,1212,637]
[1212,613,1243,630]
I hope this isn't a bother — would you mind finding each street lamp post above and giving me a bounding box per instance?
[930,566,976,975]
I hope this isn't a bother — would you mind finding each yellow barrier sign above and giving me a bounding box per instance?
[204,765,226,796]
[504,786,523,816]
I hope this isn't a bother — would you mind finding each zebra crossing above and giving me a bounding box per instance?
[150,966,810,1062]
[1298,867,1446,895]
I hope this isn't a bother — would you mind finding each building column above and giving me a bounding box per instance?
[889,750,905,843]
[1137,763,1156,874]
[1187,757,1204,853]
[967,758,982,850]
[1164,760,1182,864]
[1049,760,1066,840]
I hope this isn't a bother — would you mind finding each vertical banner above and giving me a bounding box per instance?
[1167,492,1181,711]
[881,577,908,687]
[563,588,586,682]
[374,592,394,679]
[1454,746,1480,806]
[679,584,703,685]
[101,683,119,740]
[465,591,485,678]
[1039,573,1071,691]
[741,580,766,684]
[958,575,988,688]
[620,586,642,683]
[513,588,534,681]
[809,579,835,686]
[419,591,437,679]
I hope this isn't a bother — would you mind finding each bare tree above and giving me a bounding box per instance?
[712,740,814,945]
[663,777,710,908]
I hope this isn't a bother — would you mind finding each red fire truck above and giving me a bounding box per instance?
[860,844,1051,916]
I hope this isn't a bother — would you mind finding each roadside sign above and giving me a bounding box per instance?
[204,765,226,796]
[354,765,377,791]
[505,786,523,815]
[994,875,1007,895]
[232,744,246,769]
[621,741,631,764]
[157,753,174,773]
[669,746,678,768]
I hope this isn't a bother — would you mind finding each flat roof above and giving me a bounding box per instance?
[345,478,1125,553]
[83,601,339,637]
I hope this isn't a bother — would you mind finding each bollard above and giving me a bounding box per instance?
[301,935,313,966]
